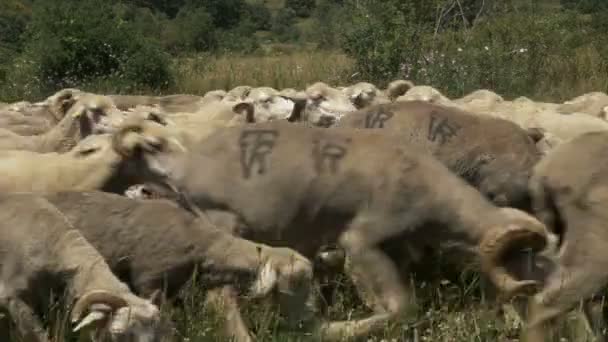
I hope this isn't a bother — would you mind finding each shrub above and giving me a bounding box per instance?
[168,5,217,53]
[245,1,272,31]
[4,0,172,98]
[271,7,300,42]
[285,0,316,18]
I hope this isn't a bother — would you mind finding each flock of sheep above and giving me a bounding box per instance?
[2,79,608,342]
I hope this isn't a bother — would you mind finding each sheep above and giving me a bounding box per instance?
[44,191,391,341]
[286,82,358,127]
[342,82,390,109]
[0,130,149,193]
[384,80,415,102]
[0,88,82,135]
[0,192,161,342]
[395,85,452,105]
[524,130,608,342]
[0,93,125,153]
[110,118,549,328]
[556,91,608,118]
[336,100,542,210]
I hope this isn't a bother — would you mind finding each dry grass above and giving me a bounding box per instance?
[170,50,354,95]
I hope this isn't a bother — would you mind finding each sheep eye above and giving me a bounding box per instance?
[77,147,98,157]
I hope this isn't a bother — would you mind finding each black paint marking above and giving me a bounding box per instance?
[312,139,348,174]
[239,129,279,179]
[428,112,461,145]
[364,109,394,128]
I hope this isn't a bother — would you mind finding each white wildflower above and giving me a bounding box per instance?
[457,47,463,52]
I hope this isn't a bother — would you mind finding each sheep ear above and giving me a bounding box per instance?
[233,102,255,123]
[526,127,545,143]
[74,311,107,332]
[284,97,306,122]
[148,289,163,307]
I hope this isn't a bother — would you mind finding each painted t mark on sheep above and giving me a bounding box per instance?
[239,129,279,179]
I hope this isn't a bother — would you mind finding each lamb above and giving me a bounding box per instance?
[336,100,542,210]
[524,130,608,342]
[110,118,549,327]
[43,191,388,341]
[0,192,161,342]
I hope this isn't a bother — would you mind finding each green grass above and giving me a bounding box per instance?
[3,273,599,341]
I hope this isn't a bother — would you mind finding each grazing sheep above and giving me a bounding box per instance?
[111,118,549,327]
[336,100,542,210]
[525,130,608,342]
[0,193,161,342]
[44,191,388,341]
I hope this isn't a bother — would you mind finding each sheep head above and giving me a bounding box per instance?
[249,246,315,326]
[386,80,415,101]
[343,82,387,109]
[286,82,357,127]
[45,88,83,122]
[72,290,161,342]
[67,95,127,136]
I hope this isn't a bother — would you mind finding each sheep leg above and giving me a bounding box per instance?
[5,297,49,342]
[583,299,607,342]
[339,214,415,318]
[314,312,393,341]
[523,267,608,342]
[204,286,253,342]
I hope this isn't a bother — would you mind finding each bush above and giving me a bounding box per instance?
[3,0,172,98]
[285,0,316,18]
[168,5,217,53]
[245,1,272,31]
[271,7,300,42]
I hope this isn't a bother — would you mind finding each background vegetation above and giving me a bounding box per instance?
[1,1,608,340]
[2,0,607,103]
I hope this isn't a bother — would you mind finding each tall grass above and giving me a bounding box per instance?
[170,50,354,95]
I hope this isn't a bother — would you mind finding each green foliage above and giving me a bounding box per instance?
[201,0,247,29]
[271,7,300,42]
[561,0,608,13]
[245,1,273,31]
[285,0,316,17]
[339,0,608,99]
[168,5,217,53]
[2,0,172,99]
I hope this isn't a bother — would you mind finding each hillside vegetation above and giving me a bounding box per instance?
[2,1,608,341]
[1,0,607,103]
